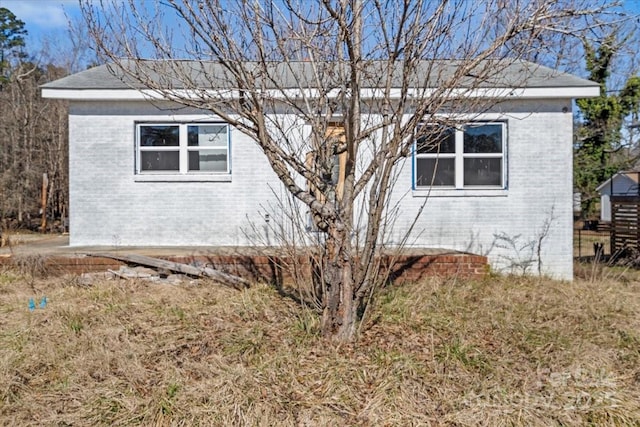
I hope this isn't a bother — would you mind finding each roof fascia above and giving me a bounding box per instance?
[41,86,600,101]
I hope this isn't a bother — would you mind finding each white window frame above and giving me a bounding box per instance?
[413,121,506,191]
[135,122,231,179]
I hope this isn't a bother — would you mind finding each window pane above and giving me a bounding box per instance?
[188,149,228,172]
[140,151,180,171]
[188,125,228,147]
[463,124,502,153]
[464,158,502,186]
[140,125,179,147]
[416,126,455,154]
[416,158,455,187]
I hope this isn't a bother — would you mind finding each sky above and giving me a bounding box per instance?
[0,0,81,37]
[2,0,640,68]
[3,0,640,42]
[0,0,86,68]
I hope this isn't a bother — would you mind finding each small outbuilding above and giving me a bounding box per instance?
[596,171,640,222]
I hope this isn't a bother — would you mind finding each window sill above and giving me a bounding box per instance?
[412,188,508,197]
[134,174,232,183]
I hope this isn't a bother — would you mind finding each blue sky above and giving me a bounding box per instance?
[2,0,640,66]
[3,0,640,41]
[0,0,86,67]
[0,0,81,39]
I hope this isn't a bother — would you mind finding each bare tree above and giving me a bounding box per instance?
[81,0,621,341]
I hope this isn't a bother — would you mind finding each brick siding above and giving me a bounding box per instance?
[66,98,574,279]
[0,252,488,283]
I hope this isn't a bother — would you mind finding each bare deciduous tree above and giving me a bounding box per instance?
[81,0,621,341]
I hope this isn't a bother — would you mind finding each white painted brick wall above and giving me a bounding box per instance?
[68,101,283,248]
[385,99,574,279]
[68,98,574,279]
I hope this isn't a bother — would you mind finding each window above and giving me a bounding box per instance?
[414,122,505,189]
[137,123,230,174]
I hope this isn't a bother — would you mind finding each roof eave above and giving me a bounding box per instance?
[41,85,600,101]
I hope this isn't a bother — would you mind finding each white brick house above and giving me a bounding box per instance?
[42,61,598,279]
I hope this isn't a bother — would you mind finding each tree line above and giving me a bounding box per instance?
[0,7,78,233]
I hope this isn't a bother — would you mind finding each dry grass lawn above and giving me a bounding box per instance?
[1,265,639,426]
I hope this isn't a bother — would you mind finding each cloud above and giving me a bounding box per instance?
[0,0,80,30]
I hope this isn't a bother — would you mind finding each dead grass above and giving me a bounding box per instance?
[0,267,639,426]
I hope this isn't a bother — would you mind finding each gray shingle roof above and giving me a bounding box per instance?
[42,59,597,91]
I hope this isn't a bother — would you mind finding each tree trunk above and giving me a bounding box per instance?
[40,173,48,232]
[318,0,363,342]
[320,220,359,341]
[17,193,22,224]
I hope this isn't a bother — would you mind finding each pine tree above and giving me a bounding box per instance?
[0,7,27,88]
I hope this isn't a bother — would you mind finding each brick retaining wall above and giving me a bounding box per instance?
[0,252,488,283]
